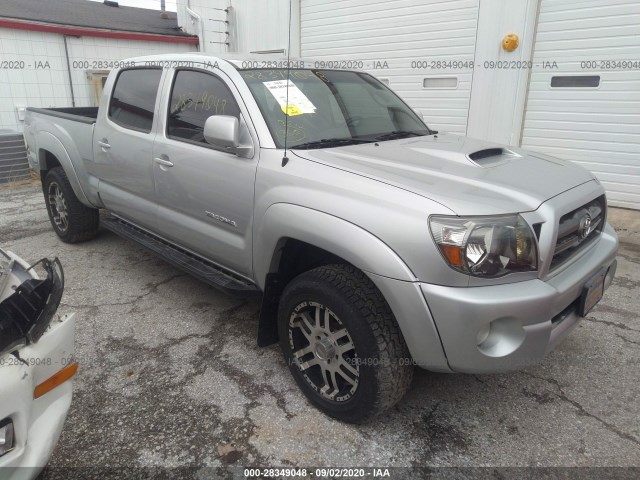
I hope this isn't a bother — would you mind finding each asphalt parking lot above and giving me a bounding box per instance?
[1,181,639,474]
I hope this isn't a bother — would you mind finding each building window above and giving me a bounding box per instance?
[550,75,600,88]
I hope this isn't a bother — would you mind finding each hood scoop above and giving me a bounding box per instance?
[467,147,520,167]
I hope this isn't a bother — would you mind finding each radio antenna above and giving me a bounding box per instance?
[281,0,293,167]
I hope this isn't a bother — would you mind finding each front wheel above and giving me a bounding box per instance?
[278,264,413,423]
[43,167,99,243]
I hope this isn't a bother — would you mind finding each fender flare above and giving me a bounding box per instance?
[254,203,417,289]
[36,131,92,206]
[253,204,450,368]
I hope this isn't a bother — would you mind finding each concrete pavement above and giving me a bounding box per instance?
[1,182,638,474]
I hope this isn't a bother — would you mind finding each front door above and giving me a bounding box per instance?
[152,68,258,277]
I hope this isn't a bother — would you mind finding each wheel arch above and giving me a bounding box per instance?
[255,203,417,289]
[255,203,417,347]
[36,132,92,207]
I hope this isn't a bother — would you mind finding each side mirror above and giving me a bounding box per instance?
[203,115,239,149]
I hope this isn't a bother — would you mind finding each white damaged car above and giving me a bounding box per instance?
[0,248,76,480]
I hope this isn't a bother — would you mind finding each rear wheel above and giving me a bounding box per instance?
[278,264,413,423]
[43,167,99,243]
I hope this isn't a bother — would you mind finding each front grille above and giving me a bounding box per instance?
[550,195,605,270]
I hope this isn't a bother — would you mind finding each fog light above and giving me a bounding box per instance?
[477,323,491,346]
[0,418,15,457]
[477,317,526,357]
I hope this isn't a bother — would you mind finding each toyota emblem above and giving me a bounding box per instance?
[578,213,593,239]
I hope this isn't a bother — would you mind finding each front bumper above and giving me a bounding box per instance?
[421,223,618,373]
[0,313,76,480]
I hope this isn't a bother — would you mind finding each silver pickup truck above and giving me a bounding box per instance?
[24,53,618,423]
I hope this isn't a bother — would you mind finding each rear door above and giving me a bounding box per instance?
[152,67,258,277]
[92,67,164,229]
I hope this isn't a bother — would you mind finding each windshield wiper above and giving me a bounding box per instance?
[373,131,428,141]
[292,138,372,150]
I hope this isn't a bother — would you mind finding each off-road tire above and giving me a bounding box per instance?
[43,166,99,243]
[278,264,413,423]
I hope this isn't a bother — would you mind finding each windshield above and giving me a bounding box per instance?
[239,69,431,149]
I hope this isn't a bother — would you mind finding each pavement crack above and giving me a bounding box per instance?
[615,333,640,346]
[616,252,640,265]
[2,207,44,215]
[423,401,441,424]
[584,316,640,332]
[219,301,248,317]
[472,375,487,385]
[142,273,189,295]
[61,300,136,309]
[60,273,188,311]
[523,372,640,447]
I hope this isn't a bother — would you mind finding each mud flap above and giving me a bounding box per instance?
[258,273,282,347]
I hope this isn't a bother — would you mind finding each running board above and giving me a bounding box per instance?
[101,214,261,297]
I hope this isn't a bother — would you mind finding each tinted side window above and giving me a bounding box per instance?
[167,70,241,145]
[108,69,162,133]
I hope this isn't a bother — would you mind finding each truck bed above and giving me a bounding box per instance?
[24,106,98,182]
[26,107,99,125]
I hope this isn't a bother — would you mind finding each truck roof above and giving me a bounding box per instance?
[123,52,350,70]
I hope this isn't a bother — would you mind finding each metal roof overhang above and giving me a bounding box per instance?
[0,17,198,44]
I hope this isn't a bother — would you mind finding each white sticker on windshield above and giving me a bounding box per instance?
[263,80,316,116]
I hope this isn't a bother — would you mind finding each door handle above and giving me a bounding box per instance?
[97,140,111,149]
[154,157,174,168]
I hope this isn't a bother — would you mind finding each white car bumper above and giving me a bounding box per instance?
[0,312,76,480]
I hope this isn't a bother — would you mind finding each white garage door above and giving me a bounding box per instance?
[300,0,479,135]
[521,0,640,209]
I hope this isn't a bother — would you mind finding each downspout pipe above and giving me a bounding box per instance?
[186,7,205,52]
[63,35,76,107]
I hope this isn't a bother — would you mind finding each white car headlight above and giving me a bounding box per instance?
[0,418,15,457]
[0,258,64,357]
[429,214,538,278]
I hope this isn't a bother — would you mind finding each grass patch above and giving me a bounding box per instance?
[0,169,41,191]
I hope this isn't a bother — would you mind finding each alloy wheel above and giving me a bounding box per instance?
[48,181,69,232]
[288,301,359,402]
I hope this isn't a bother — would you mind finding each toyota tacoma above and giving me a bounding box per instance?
[23,54,618,422]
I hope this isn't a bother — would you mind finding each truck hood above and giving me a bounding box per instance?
[292,134,595,215]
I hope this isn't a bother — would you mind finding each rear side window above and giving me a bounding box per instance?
[167,70,241,145]
[109,68,162,133]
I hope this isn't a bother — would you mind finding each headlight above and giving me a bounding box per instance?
[0,418,15,457]
[429,214,538,278]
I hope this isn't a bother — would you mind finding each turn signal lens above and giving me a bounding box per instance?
[34,362,78,399]
[440,244,464,267]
